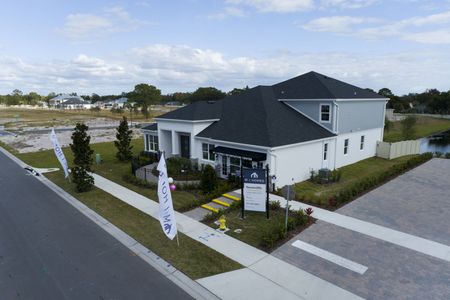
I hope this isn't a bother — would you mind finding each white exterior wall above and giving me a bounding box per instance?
[335,127,383,168]
[156,120,214,158]
[270,138,336,188]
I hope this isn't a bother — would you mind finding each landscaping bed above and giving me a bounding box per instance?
[203,202,315,252]
[294,153,433,210]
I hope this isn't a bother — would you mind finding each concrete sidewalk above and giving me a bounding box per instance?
[91,173,363,300]
[248,191,450,263]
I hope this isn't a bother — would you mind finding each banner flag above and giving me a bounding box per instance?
[157,153,178,240]
[50,128,69,178]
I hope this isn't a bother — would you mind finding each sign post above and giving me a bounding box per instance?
[242,166,269,219]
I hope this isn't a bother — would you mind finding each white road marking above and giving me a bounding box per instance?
[292,240,368,275]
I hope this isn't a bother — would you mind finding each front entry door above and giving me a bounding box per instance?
[180,135,190,158]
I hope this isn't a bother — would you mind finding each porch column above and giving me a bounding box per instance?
[171,130,179,155]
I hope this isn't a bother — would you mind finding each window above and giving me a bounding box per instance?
[360,135,365,150]
[202,143,215,161]
[323,143,328,161]
[229,157,241,175]
[344,139,349,155]
[147,134,159,152]
[320,104,331,122]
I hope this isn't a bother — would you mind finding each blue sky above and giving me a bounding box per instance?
[1,0,450,95]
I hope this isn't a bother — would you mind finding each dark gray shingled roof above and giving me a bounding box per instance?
[142,123,158,131]
[155,71,385,147]
[156,100,223,121]
[196,86,335,147]
[272,71,385,100]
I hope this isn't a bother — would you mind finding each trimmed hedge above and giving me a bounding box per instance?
[298,153,433,209]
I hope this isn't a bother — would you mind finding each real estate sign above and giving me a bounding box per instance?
[243,168,267,212]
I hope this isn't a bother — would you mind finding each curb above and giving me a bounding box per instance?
[0,146,220,300]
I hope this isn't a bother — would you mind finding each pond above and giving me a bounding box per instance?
[420,130,450,154]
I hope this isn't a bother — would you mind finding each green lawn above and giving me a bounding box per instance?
[384,116,450,142]
[294,155,414,205]
[41,170,241,279]
[17,139,201,211]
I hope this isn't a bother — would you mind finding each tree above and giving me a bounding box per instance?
[378,88,394,98]
[91,93,101,103]
[400,116,417,140]
[128,84,161,119]
[70,123,94,192]
[189,87,226,103]
[114,116,133,161]
[228,86,250,96]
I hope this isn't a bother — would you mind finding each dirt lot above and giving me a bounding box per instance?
[0,108,143,153]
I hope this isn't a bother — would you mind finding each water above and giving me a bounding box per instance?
[420,130,450,154]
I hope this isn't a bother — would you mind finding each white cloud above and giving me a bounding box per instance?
[58,6,148,41]
[2,45,450,95]
[320,0,379,9]
[302,16,380,32]
[225,0,314,12]
[208,7,247,20]
[302,9,450,44]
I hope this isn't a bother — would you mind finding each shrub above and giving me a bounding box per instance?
[304,207,314,216]
[260,224,286,250]
[200,165,218,193]
[269,200,281,210]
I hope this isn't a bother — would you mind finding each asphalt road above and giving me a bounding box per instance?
[0,151,192,300]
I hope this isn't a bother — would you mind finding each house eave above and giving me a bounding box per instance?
[155,118,220,123]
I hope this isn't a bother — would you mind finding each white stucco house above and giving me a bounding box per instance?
[49,94,92,109]
[142,71,388,188]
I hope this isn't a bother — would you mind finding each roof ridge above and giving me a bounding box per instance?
[260,86,276,147]
[310,72,336,99]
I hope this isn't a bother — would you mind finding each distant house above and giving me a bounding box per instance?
[101,97,128,109]
[142,71,388,188]
[48,94,92,109]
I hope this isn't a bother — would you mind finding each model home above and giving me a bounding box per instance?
[142,71,388,188]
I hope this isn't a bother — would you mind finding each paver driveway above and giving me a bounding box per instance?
[274,158,450,300]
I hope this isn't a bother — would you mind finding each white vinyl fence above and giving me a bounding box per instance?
[376,140,420,160]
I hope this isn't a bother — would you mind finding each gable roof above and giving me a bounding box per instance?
[156,100,222,121]
[272,71,385,100]
[196,86,335,147]
[142,123,158,131]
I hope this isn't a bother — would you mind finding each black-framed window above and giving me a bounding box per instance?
[344,138,349,155]
[229,157,241,175]
[202,143,215,161]
[147,134,158,152]
[323,143,328,161]
[360,135,365,150]
[320,104,331,122]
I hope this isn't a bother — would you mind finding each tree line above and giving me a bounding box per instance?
[0,85,250,107]
[378,88,450,115]
[2,84,448,115]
